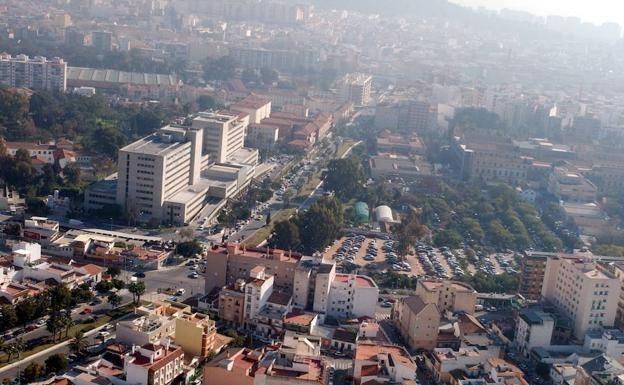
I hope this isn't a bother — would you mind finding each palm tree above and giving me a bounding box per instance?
[61,313,74,338]
[12,337,25,361]
[46,314,62,343]
[69,331,87,357]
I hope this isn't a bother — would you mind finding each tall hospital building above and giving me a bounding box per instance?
[87,110,259,225]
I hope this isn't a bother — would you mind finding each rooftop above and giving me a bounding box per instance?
[356,343,416,369]
[67,66,179,86]
[334,273,377,288]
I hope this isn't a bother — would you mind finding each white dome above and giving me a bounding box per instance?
[375,205,393,222]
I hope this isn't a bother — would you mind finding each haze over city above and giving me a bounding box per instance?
[452,0,624,25]
[2,1,624,385]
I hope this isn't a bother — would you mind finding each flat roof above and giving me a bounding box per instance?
[67,67,179,86]
[120,133,189,156]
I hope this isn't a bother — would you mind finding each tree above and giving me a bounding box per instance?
[298,197,344,253]
[45,353,68,375]
[324,158,365,200]
[395,212,427,257]
[0,305,17,331]
[270,220,301,251]
[241,68,259,84]
[203,56,237,81]
[63,163,81,185]
[46,314,63,342]
[260,67,279,85]
[15,296,36,326]
[265,211,271,226]
[106,266,121,278]
[176,240,203,257]
[178,227,194,241]
[71,284,94,304]
[197,95,217,111]
[95,280,114,294]
[48,284,72,311]
[22,361,45,383]
[61,313,74,338]
[433,229,463,249]
[107,292,122,309]
[69,331,87,357]
[128,281,146,304]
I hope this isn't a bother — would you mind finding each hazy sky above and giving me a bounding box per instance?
[450,0,624,25]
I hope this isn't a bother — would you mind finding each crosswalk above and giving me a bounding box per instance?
[375,312,391,321]
[332,359,353,370]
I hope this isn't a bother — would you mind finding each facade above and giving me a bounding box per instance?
[192,111,249,164]
[204,243,301,293]
[125,342,185,385]
[341,73,372,106]
[174,312,217,358]
[415,280,477,315]
[541,255,621,339]
[519,252,548,301]
[92,30,113,52]
[116,126,203,224]
[0,53,67,91]
[393,295,441,351]
[583,329,624,364]
[327,274,379,319]
[514,310,555,357]
[292,255,335,313]
[354,343,417,385]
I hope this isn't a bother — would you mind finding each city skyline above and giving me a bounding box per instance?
[451,0,624,26]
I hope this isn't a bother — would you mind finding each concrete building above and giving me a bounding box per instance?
[519,252,548,301]
[116,126,203,225]
[91,31,113,52]
[204,243,301,294]
[393,295,441,351]
[353,343,417,385]
[174,312,217,358]
[583,329,624,364]
[327,274,379,319]
[125,341,185,385]
[23,216,60,245]
[415,280,477,315]
[548,167,598,203]
[541,255,621,339]
[192,111,249,165]
[425,347,501,384]
[292,255,335,313]
[0,54,67,92]
[229,95,272,124]
[341,73,372,106]
[514,310,555,357]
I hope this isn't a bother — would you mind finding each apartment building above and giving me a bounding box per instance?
[541,255,621,339]
[229,95,272,124]
[353,343,417,385]
[125,341,185,385]
[327,274,379,319]
[609,262,624,329]
[415,280,477,315]
[341,73,372,106]
[514,310,555,357]
[204,243,301,293]
[23,216,60,245]
[519,252,549,301]
[393,295,441,351]
[425,347,501,384]
[0,53,67,92]
[292,255,336,313]
[174,312,217,358]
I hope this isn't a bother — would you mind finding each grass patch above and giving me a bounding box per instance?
[296,173,322,200]
[335,140,357,159]
[243,208,297,247]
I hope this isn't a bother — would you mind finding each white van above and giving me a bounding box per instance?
[176,288,186,296]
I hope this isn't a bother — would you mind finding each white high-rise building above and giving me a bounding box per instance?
[541,255,621,339]
[341,73,372,106]
[116,126,203,224]
[192,111,249,164]
[0,54,67,92]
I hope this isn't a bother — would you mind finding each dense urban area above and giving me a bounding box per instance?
[1,1,624,385]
